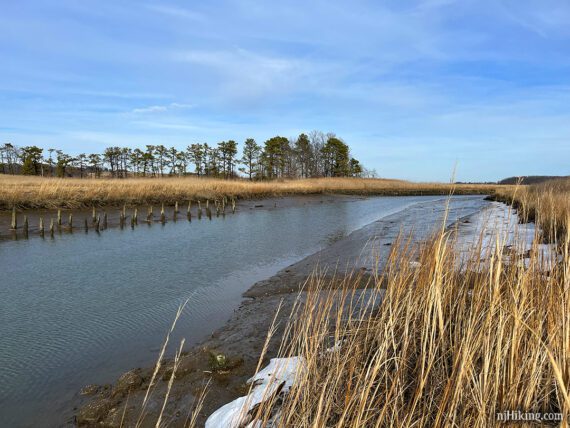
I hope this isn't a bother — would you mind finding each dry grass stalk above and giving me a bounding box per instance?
[136,299,189,427]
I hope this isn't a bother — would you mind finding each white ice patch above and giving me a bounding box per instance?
[454,201,557,270]
[205,356,304,428]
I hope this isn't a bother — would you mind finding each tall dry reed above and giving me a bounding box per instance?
[495,178,570,241]
[240,210,569,427]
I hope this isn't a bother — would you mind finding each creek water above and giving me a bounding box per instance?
[0,195,487,427]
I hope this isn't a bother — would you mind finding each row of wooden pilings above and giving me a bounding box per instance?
[7,197,237,239]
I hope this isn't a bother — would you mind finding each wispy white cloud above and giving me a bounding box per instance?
[171,48,314,103]
[131,102,195,114]
[145,4,206,21]
[499,0,570,39]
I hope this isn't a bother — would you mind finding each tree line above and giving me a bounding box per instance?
[0,131,372,179]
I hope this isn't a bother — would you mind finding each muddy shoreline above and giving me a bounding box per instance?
[70,195,489,427]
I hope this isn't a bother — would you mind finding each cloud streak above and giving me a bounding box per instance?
[131,102,195,114]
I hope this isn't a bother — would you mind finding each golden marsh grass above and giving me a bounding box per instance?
[0,175,505,210]
[496,178,570,240]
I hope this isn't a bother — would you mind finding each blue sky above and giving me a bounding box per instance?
[1,0,569,181]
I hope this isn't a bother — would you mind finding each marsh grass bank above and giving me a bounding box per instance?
[0,175,505,210]
[235,229,569,427]
[495,177,570,241]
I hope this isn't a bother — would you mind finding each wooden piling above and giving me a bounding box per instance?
[147,206,153,222]
[160,203,166,224]
[103,212,108,229]
[10,207,17,230]
[175,201,179,214]
[50,219,55,237]
[23,216,29,238]
[187,201,192,221]
[92,206,97,223]
[57,209,62,226]
[95,215,100,232]
[84,218,88,233]
[133,208,138,225]
[39,217,44,237]
[68,213,73,230]
[232,197,236,214]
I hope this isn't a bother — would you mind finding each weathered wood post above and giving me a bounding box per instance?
[175,201,179,214]
[68,213,73,231]
[232,197,236,214]
[92,206,97,223]
[160,203,166,224]
[84,218,89,233]
[187,201,192,221]
[95,215,100,233]
[39,217,45,237]
[198,201,202,219]
[103,212,108,229]
[206,200,212,220]
[57,209,62,227]
[23,215,29,238]
[10,206,17,230]
[49,218,55,237]
[147,206,153,223]
[133,208,138,225]
[119,206,125,228]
